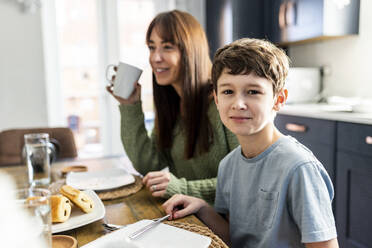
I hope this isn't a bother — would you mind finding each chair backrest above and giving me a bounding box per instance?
[0,127,78,166]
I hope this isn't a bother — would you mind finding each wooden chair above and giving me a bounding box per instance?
[0,127,78,166]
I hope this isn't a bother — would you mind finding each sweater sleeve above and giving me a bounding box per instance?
[119,102,171,175]
[224,125,239,152]
[164,173,217,204]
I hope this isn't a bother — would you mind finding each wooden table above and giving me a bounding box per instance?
[0,156,204,246]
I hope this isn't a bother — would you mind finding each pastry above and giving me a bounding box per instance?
[50,195,71,223]
[60,185,94,213]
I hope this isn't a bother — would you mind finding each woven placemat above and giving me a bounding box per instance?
[96,176,143,200]
[48,175,143,201]
[164,221,229,248]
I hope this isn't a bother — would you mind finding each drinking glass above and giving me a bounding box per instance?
[15,188,52,247]
[24,133,51,186]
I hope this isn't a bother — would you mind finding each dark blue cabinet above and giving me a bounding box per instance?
[206,0,267,55]
[336,152,372,247]
[337,122,372,157]
[336,122,372,248]
[267,0,323,44]
[206,0,360,50]
[266,0,360,44]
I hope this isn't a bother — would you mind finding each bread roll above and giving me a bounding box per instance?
[60,185,94,213]
[50,195,71,223]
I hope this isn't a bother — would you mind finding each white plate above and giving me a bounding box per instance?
[52,190,105,233]
[81,219,211,248]
[66,168,135,191]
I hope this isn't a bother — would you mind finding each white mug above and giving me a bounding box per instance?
[106,62,143,99]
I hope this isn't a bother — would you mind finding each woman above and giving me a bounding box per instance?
[107,10,238,203]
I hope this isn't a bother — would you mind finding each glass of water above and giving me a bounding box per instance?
[24,133,51,187]
[15,188,52,247]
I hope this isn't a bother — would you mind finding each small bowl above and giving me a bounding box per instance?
[52,235,78,248]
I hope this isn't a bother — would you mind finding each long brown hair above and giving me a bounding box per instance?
[146,10,213,159]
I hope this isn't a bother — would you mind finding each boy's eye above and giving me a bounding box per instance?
[222,89,233,95]
[247,90,260,95]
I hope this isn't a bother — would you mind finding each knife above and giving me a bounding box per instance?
[128,214,171,240]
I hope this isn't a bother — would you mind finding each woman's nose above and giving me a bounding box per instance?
[151,49,162,63]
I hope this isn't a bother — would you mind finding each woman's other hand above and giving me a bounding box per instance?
[106,80,142,105]
[143,171,171,197]
[162,194,207,220]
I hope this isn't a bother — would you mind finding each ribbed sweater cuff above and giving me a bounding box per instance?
[165,173,187,199]
[119,101,143,121]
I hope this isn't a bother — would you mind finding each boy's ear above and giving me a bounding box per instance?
[273,88,288,111]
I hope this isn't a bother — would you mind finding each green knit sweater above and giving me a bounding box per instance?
[119,101,238,204]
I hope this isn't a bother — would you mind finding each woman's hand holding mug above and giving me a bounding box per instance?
[106,81,141,105]
[106,62,143,105]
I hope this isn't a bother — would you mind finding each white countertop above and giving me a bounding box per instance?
[279,103,372,125]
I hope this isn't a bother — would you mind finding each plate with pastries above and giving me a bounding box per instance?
[51,185,105,233]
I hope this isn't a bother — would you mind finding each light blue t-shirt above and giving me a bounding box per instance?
[215,135,337,248]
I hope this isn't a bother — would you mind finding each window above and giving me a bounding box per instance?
[45,0,176,158]
[117,0,158,130]
[55,0,102,157]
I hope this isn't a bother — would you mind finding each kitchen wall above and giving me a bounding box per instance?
[289,0,372,98]
[0,1,48,131]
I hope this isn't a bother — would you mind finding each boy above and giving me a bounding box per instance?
[162,38,338,248]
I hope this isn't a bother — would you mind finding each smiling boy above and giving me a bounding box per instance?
[163,38,338,248]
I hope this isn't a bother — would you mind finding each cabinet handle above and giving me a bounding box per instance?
[279,2,286,28]
[285,123,307,133]
[285,1,297,26]
[366,136,372,145]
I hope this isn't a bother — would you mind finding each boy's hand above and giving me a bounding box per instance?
[162,194,208,220]
[143,171,171,197]
[164,195,230,245]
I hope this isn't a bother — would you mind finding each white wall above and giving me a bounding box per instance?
[0,1,48,131]
[175,0,206,29]
[289,0,372,98]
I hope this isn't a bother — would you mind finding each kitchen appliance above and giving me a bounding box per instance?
[285,67,322,104]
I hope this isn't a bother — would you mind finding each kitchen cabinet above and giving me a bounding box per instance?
[205,0,232,56]
[206,0,360,52]
[266,0,360,45]
[336,122,372,248]
[206,0,267,55]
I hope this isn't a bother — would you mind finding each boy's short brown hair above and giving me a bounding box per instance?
[212,38,290,95]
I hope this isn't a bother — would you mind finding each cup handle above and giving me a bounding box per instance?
[105,64,116,82]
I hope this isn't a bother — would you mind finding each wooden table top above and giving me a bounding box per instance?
[0,156,204,247]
